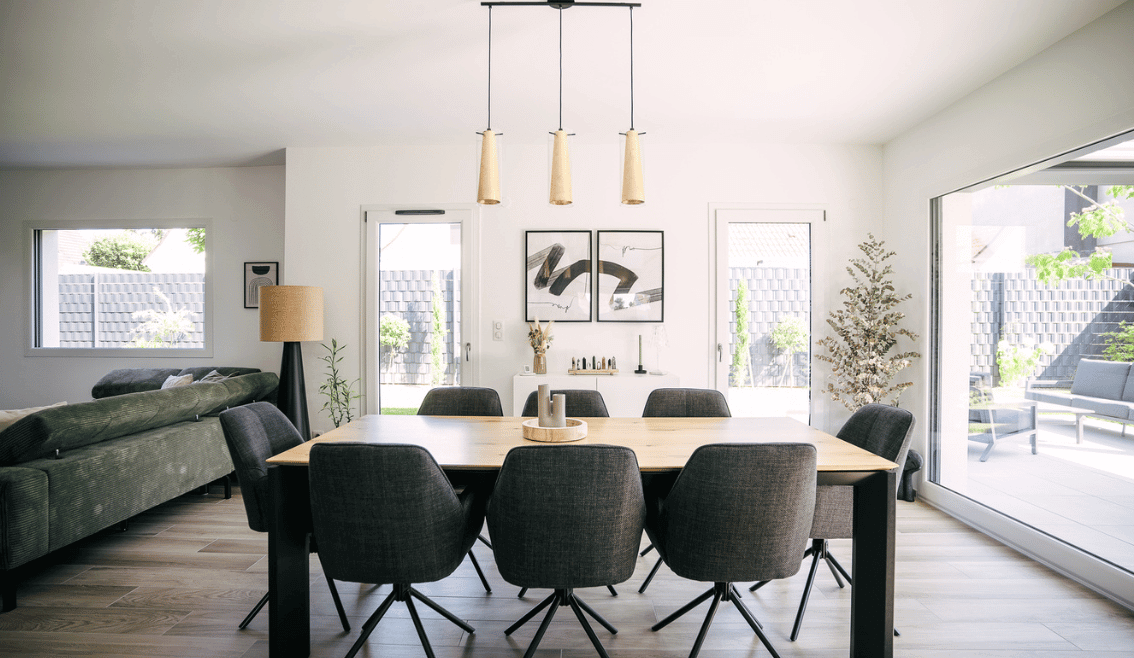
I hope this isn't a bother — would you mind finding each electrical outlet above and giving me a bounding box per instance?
[493,319,504,341]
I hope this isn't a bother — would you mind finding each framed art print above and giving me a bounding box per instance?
[597,230,663,322]
[244,261,278,309]
[525,230,592,322]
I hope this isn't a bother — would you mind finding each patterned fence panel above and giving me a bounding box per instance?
[970,269,1134,381]
[59,272,205,348]
[729,267,811,387]
[379,269,461,385]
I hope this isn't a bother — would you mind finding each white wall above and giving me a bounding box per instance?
[285,141,883,435]
[0,166,286,407]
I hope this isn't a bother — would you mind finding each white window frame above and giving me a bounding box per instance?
[26,218,214,358]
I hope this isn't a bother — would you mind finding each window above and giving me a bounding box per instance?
[30,219,212,356]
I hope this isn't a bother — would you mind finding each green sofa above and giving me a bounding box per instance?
[0,368,278,611]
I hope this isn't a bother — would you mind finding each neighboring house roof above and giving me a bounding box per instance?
[728,223,810,268]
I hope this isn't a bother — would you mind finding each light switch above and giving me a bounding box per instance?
[493,319,504,341]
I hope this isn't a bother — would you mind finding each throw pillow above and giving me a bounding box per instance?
[161,374,194,389]
[0,401,68,433]
[195,369,230,384]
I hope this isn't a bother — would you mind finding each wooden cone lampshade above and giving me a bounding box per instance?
[550,129,572,205]
[477,129,500,205]
[621,129,644,205]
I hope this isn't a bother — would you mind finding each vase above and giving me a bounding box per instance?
[533,352,547,375]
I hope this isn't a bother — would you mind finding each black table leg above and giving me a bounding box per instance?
[850,469,895,658]
[269,465,312,658]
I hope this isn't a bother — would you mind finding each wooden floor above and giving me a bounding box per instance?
[2,486,1134,657]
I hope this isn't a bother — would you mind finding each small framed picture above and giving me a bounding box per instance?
[525,230,592,322]
[597,230,664,322]
[244,262,278,309]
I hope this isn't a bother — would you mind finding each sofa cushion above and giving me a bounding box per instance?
[0,401,67,433]
[1070,359,1129,400]
[91,368,181,399]
[176,366,261,381]
[1070,395,1133,420]
[0,372,278,466]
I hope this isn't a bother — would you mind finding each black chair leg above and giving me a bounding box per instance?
[508,590,562,658]
[652,585,716,631]
[506,591,557,634]
[467,550,492,593]
[607,585,618,596]
[517,586,529,598]
[239,591,269,629]
[725,584,781,658]
[477,533,493,549]
[508,589,616,658]
[572,591,618,634]
[790,545,823,641]
[640,542,655,557]
[345,583,474,658]
[404,594,435,658]
[656,583,777,658]
[638,556,664,593]
[408,586,475,633]
[325,574,351,632]
[567,593,612,658]
[345,588,398,658]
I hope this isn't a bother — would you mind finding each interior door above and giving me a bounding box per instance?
[363,208,479,414]
[711,206,825,422]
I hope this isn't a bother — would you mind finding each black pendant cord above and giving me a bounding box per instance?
[558,8,563,131]
[487,5,492,130]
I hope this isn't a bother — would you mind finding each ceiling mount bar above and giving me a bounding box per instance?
[481,2,642,8]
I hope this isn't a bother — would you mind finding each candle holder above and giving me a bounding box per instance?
[635,335,647,374]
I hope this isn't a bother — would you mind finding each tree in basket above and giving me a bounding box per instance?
[816,234,920,410]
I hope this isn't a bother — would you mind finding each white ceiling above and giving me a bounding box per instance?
[0,0,1126,168]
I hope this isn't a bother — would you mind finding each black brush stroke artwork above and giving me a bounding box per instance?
[527,244,591,313]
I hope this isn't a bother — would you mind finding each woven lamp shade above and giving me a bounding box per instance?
[621,129,644,205]
[549,129,572,205]
[259,286,324,342]
[477,129,501,205]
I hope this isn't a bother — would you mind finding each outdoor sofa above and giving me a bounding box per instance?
[1025,358,1134,439]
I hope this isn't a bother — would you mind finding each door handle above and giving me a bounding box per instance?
[717,343,723,362]
[465,342,471,361]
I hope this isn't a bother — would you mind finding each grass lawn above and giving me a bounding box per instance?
[380,407,418,415]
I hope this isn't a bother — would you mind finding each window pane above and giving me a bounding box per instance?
[36,227,206,349]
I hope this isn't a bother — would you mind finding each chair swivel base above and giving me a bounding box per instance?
[518,584,617,598]
[653,582,776,658]
[346,582,473,658]
[749,538,898,641]
[240,572,349,632]
[506,588,617,658]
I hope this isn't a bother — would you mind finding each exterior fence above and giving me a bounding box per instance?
[729,267,811,388]
[970,268,1134,382]
[58,273,205,348]
[379,269,461,385]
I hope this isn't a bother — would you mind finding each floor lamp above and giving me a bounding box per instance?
[259,285,323,439]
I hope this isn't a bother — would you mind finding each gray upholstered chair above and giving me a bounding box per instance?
[648,443,817,658]
[417,386,504,416]
[521,389,609,417]
[309,442,486,658]
[218,402,349,632]
[642,387,731,417]
[751,403,914,642]
[487,444,645,658]
[416,386,502,592]
[637,387,731,593]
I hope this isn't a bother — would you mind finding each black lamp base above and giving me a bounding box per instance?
[276,341,311,440]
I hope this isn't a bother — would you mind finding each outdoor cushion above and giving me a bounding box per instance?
[1122,367,1134,403]
[1028,389,1073,406]
[1070,359,1130,399]
[1070,395,1133,420]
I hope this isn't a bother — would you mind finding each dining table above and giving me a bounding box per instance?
[265,414,900,658]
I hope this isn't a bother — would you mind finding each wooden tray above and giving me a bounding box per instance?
[568,368,618,375]
[521,418,588,442]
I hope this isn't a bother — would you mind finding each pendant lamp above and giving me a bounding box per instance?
[620,6,644,205]
[477,6,501,205]
[549,8,572,206]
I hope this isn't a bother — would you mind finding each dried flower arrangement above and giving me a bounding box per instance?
[528,318,554,354]
[816,234,920,410]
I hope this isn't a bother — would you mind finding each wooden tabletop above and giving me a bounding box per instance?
[267,415,898,473]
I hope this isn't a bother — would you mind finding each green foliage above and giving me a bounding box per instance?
[1027,185,1134,288]
[379,314,411,374]
[430,272,447,386]
[995,339,1052,387]
[770,316,808,386]
[816,234,920,410]
[731,280,753,387]
[318,339,360,428]
[1102,322,1134,362]
[82,231,156,271]
[185,228,206,254]
[130,288,192,347]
